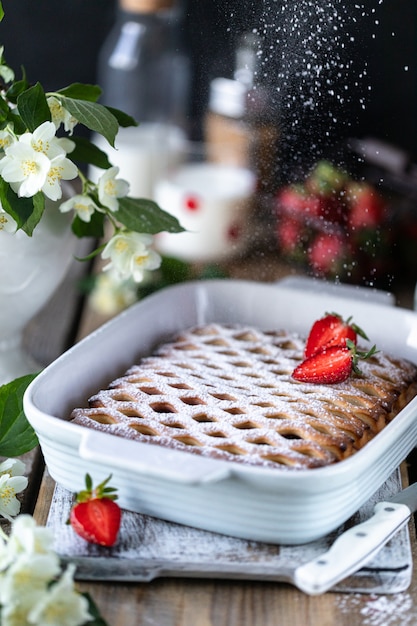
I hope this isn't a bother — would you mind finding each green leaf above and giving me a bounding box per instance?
[30,192,47,230]
[72,210,105,239]
[104,105,137,128]
[56,83,102,102]
[6,74,30,104]
[8,108,27,134]
[17,82,51,131]
[70,136,112,169]
[0,3,4,21]
[60,97,119,147]
[0,96,10,122]
[82,592,110,626]
[0,374,39,456]
[114,197,185,235]
[0,181,45,235]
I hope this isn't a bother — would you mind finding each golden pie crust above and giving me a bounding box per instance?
[70,324,417,470]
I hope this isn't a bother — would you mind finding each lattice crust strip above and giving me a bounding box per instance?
[70,324,417,470]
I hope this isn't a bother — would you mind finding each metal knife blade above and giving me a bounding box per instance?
[293,482,417,595]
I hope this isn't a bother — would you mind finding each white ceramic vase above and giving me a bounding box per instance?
[0,191,77,384]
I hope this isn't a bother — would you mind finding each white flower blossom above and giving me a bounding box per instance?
[89,271,138,316]
[0,552,61,606]
[0,601,32,626]
[42,153,78,201]
[0,514,92,626]
[0,64,14,84]
[27,564,92,626]
[98,165,129,212]
[0,473,28,521]
[0,47,14,84]
[47,96,78,134]
[54,136,75,155]
[0,515,55,578]
[0,207,17,232]
[7,514,55,557]
[102,231,161,283]
[0,460,27,523]
[0,121,77,199]
[0,458,26,478]
[59,193,99,223]
[19,121,67,159]
[0,533,13,573]
[0,140,51,197]
[0,128,14,153]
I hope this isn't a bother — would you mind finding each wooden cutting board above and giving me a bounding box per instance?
[47,468,412,594]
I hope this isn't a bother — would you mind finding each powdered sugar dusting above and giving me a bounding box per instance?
[70,323,417,470]
[338,592,417,626]
[48,470,412,593]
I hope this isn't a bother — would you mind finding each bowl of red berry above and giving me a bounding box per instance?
[274,161,393,284]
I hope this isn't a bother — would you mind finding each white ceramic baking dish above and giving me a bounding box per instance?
[24,279,417,544]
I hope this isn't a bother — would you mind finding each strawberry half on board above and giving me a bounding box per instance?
[304,312,369,358]
[69,474,121,547]
[293,341,378,385]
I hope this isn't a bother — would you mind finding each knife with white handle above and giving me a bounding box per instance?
[294,481,417,595]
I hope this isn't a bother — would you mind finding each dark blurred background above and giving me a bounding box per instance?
[0,0,416,292]
[0,0,415,160]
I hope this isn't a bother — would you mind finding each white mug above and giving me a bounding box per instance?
[154,162,256,262]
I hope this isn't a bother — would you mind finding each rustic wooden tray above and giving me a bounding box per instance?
[47,468,412,594]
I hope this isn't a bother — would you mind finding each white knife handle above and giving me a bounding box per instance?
[294,501,410,595]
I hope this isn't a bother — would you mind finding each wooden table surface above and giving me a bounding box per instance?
[18,249,417,626]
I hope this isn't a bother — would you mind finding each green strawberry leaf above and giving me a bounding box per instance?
[0,373,39,456]
[114,197,185,235]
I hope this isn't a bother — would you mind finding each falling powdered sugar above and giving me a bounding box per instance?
[248,0,384,176]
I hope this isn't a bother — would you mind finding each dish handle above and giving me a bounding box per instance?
[78,431,231,485]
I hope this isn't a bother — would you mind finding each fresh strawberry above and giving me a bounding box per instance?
[304,312,369,358]
[277,185,321,218]
[308,231,346,276]
[293,345,353,384]
[346,182,385,230]
[292,341,377,385]
[276,215,304,253]
[69,474,121,547]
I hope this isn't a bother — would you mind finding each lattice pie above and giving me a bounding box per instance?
[70,324,417,470]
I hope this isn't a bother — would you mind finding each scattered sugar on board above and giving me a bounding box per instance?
[338,592,417,626]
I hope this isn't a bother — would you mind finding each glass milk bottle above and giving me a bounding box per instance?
[204,32,279,249]
[205,31,279,195]
[92,0,190,198]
